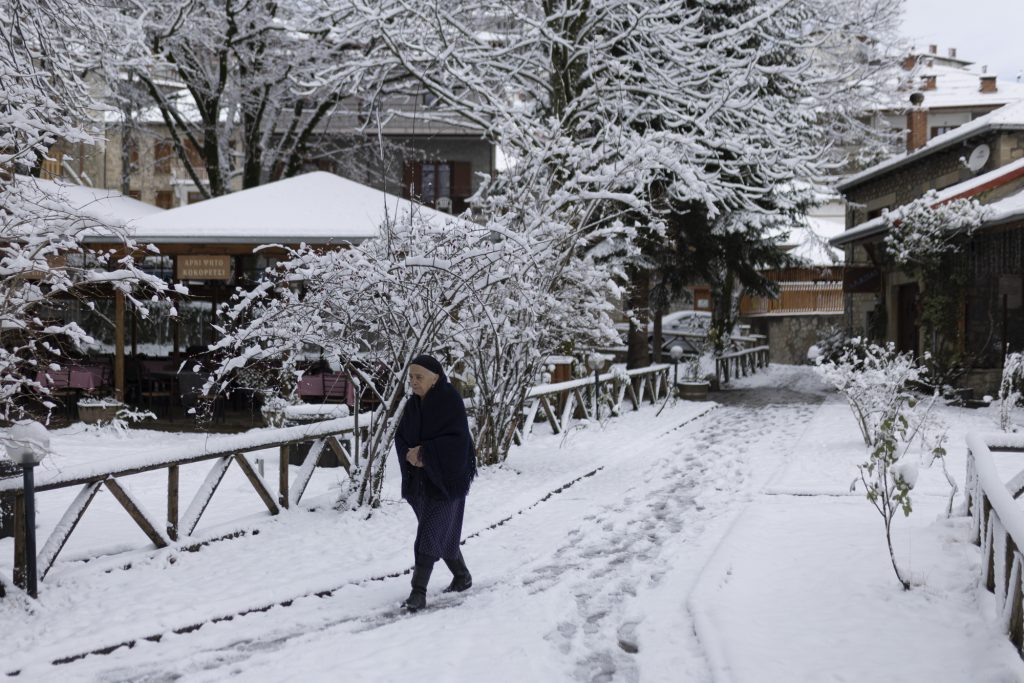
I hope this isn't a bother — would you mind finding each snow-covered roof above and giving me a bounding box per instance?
[900,61,1024,110]
[16,176,163,227]
[116,172,455,245]
[839,99,1024,191]
[832,156,1024,246]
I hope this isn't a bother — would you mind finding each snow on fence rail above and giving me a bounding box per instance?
[0,364,673,594]
[965,431,1024,654]
[0,414,371,593]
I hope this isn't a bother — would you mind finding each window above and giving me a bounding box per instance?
[239,254,282,285]
[155,190,174,209]
[930,125,956,139]
[127,190,141,200]
[154,141,173,174]
[402,160,472,210]
[187,191,206,204]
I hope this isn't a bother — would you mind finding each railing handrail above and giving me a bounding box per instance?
[525,363,671,398]
[967,431,1024,545]
[716,345,770,360]
[0,412,374,495]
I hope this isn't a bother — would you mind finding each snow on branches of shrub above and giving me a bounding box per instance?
[882,190,990,266]
[814,339,948,589]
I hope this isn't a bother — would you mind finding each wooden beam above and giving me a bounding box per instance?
[104,478,168,548]
[324,437,352,475]
[233,454,280,515]
[179,457,232,537]
[38,482,102,580]
[167,465,179,541]
[290,439,325,507]
[114,290,125,401]
[279,445,289,509]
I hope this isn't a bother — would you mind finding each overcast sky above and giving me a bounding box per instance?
[902,0,1024,81]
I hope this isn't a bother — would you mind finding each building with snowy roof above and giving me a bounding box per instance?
[832,97,1024,395]
[870,45,1024,158]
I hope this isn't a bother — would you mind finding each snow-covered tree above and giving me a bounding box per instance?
[883,191,991,382]
[999,352,1024,432]
[104,0,388,197]
[358,0,904,364]
[0,0,170,419]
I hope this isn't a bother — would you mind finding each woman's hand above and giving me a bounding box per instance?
[406,446,424,468]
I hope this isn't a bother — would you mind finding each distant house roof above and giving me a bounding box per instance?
[17,177,163,228]
[838,99,1024,191]
[114,172,454,245]
[896,61,1024,111]
[832,156,1024,246]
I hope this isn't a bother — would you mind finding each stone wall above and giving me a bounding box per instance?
[743,314,845,365]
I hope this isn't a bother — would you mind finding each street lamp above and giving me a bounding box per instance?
[4,420,50,599]
[670,345,684,396]
[587,353,606,420]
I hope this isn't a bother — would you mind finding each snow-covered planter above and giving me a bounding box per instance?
[677,380,710,401]
[77,398,124,424]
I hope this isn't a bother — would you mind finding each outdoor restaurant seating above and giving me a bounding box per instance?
[297,372,354,405]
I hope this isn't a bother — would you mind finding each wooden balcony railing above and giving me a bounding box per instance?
[739,281,843,316]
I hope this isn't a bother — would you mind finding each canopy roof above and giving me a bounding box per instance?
[121,172,450,245]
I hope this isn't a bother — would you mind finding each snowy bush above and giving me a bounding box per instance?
[998,352,1024,432]
[815,341,947,589]
[883,191,990,267]
[0,0,170,420]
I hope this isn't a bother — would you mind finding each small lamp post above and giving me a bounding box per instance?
[587,353,606,420]
[4,420,50,599]
[670,345,684,396]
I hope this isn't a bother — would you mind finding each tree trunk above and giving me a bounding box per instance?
[626,267,651,369]
[652,307,663,363]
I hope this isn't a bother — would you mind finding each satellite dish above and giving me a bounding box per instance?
[967,144,991,172]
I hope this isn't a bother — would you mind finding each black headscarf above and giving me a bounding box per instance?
[395,356,476,500]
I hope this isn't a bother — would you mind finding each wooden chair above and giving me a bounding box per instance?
[133,362,174,420]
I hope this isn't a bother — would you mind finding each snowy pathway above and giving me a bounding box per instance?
[28,374,826,682]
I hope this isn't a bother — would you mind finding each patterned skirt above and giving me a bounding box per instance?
[407,494,465,562]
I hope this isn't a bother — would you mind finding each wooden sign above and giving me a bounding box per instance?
[177,255,231,280]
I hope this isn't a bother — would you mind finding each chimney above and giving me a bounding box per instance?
[980,75,998,93]
[948,47,957,58]
[921,75,937,90]
[928,44,938,55]
[901,55,918,71]
[906,92,928,153]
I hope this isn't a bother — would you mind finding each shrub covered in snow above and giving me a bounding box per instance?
[815,340,948,589]
[999,352,1024,432]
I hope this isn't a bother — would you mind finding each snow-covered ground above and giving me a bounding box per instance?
[1,366,1023,682]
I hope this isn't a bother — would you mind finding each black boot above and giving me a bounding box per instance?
[443,550,472,593]
[403,558,433,612]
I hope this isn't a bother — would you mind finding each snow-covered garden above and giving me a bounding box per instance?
[2,365,1024,681]
[6,0,1024,680]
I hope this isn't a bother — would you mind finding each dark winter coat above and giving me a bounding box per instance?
[394,376,476,502]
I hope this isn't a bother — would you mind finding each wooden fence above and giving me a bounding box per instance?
[739,281,843,316]
[0,416,369,592]
[1,364,674,593]
[514,364,672,443]
[964,432,1024,654]
[715,346,770,386]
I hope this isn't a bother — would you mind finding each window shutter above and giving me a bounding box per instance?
[452,161,472,197]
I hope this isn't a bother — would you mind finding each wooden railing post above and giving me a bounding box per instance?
[167,465,179,541]
[279,445,289,509]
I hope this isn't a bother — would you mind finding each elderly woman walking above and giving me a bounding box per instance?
[395,354,476,611]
